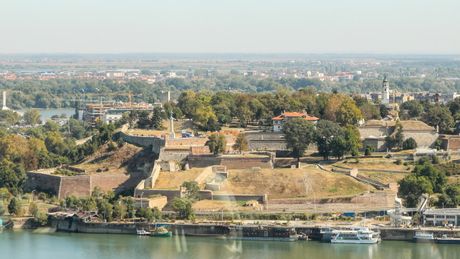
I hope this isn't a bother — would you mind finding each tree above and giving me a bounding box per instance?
[136,110,151,129]
[172,197,194,220]
[385,123,404,151]
[205,133,226,155]
[23,109,41,126]
[402,138,418,150]
[29,202,39,217]
[0,110,20,126]
[423,105,454,133]
[401,100,424,118]
[0,159,26,195]
[283,118,316,165]
[398,175,433,207]
[97,200,113,222]
[315,120,342,160]
[113,202,127,220]
[233,133,248,153]
[336,98,363,126]
[398,161,448,207]
[8,197,21,216]
[343,125,361,157]
[359,103,381,120]
[151,107,164,130]
[181,181,200,200]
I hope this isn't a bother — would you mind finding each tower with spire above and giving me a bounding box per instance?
[382,76,390,105]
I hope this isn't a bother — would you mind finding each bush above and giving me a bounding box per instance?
[364,146,374,156]
[402,138,418,150]
[8,197,21,216]
[395,159,402,165]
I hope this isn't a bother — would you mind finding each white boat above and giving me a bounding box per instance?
[136,229,151,236]
[413,232,434,243]
[331,227,380,244]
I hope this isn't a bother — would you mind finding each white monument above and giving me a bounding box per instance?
[1,91,9,110]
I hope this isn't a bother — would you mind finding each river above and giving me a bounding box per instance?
[0,231,459,259]
[17,108,76,121]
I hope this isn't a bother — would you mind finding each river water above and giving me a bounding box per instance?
[0,231,459,259]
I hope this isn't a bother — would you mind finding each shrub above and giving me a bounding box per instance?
[402,138,417,150]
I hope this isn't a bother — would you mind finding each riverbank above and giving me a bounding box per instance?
[49,217,460,241]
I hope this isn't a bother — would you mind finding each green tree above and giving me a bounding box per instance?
[181,181,200,200]
[385,123,404,151]
[233,133,248,153]
[336,98,363,126]
[23,109,42,126]
[0,159,26,195]
[29,202,39,217]
[401,100,424,118]
[0,110,20,126]
[151,107,165,130]
[205,133,226,155]
[343,125,361,157]
[8,197,21,216]
[359,102,381,120]
[172,197,194,220]
[423,105,454,133]
[402,138,418,150]
[283,118,316,165]
[97,200,114,222]
[398,175,433,207]
[113,202,127,220]
[316,120,342,160]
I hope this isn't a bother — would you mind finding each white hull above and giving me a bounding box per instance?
[331,239,380,244]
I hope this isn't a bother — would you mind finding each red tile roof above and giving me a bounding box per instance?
[272,112,319,121]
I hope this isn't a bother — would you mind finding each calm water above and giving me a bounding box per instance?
[0,231,459,259]
[17,108,76,121]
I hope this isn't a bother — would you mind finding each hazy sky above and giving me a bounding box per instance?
[1,0,459,54]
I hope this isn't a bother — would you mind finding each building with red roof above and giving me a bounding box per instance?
[272,111,319,132]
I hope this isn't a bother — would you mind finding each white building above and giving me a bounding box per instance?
[423,208,460,227]
[272,112,319,132]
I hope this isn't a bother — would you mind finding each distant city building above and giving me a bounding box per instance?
[272,111,319,132]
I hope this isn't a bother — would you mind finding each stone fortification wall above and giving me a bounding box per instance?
[118,132,165,154]
[59,175,92,198]
[245,132,288,151]
[24,172,61,196]
[213,194,268,204]
[188,155,272,169]
[403,131,438,149]
[359,127,390,139]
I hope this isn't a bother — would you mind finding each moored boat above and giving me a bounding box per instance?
[413,232,435,243]
[151,227,172,237]
[331,227,380,244]
[226,226,298,242]
[435,234,460,244]
[136,229,151,236]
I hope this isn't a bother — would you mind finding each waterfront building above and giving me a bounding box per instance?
[272,111,319,132]
[423,208,460,227]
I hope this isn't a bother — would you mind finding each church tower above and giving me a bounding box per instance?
[382,76,390,105]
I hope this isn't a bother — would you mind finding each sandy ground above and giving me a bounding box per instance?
[359,171,408,184]
[154,168,204,189]
[74,144,145,175]
[217,166,370,199]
